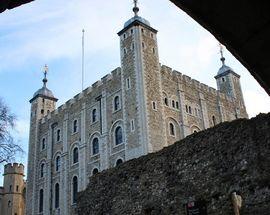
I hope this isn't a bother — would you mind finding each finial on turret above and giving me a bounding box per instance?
[133,0,139,16]
[219,43,225,66]
[43,64,48,87]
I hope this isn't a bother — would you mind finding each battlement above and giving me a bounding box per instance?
[4,163,24,175]
[40,67,122,125]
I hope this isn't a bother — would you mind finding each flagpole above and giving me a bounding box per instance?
[82,29,85,91]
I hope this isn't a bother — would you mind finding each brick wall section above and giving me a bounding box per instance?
[77,113,270,215]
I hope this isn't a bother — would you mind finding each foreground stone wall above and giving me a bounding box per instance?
[77,113,270,215]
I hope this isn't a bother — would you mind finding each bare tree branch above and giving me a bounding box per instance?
[0,98,23,164]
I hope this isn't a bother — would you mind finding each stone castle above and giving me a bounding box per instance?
[26,2,248,214]
[0,163,26,215]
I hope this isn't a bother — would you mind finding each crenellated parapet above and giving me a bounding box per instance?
[4,163,24,176]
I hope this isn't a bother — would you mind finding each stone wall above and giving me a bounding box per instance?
[77,113,270,215]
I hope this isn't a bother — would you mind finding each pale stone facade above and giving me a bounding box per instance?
[0,163,26,215]
[26,10,248,215]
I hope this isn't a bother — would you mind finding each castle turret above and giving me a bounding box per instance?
[26,65,58,215]
[1,163,25,215]
[215,45,248,118]
[118,0,166,158]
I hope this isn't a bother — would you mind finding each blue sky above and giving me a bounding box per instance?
[0,0,269,184]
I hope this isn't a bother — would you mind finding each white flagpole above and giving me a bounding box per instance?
[82,29,85,91]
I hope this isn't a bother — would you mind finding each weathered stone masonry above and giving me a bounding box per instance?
[77,113,270,215]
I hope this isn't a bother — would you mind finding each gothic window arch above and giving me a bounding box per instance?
[92,108,97,123]
[72,176,78,204]
[54,183,60,209]
[73,147,79,164]
[39,189,44,213]
[169,123,175,136]
[114,96,120,111]
[115,126,123,145]
[56,129,61,142]
[55,155,61,172]
[92,137,99,155]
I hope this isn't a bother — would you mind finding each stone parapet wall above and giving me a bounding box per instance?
[77,113,270,215]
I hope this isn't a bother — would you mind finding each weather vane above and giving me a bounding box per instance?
[43,64,48,87]
[133,0,139,16]
[219,43,225,65]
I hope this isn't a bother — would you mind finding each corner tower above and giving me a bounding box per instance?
[1,163,25,215]
[118,1,166,159]
[26,65,58,215]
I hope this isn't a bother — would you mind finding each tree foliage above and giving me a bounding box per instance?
[0,98,23,163]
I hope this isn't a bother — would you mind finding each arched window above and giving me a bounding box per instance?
[73,147,78,164]
[92,138,99,155]
[73,120,78,133]
[39,189,44,213]
[176,101,179,109]
[114,96,120,111]
[185,105,188,113]
[8,200,11,207]
[212,116,216,126]
[56,129,61,142]
[40,163,45,178]
[92,168,99,175]
[169,123,175,136]
[55,156,60,172]
[55,183,60,209]
[72,176,78,204]
[115,126,123,145]
[92,109,97,123]
[116,159,123,166]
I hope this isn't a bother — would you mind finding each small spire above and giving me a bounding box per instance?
[219,43,225,66]
[43,64,48,87]
[133,0,139,16]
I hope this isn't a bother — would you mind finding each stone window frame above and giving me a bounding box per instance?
[212,115,217,126]
[70,142,80,166]
[190,125,201,134]
[71,175,78,205]
[72,118,79,134]
[92,137,100,156]
[169,122,176,137]
[112,94,121,113]
[54,151,61,172]
[114,126,124,146]
[91,108,98,124]
[39,160,46,179]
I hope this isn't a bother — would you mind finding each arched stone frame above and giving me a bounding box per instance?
[72,118,79,134]
[112,94,121,112]
[69,142,80,166]
[56,127,62,142]
[114,156,124,167]
[53,181,60,209]
[39,159,46,179]
[88,132,101,157]
[91,107,98,124]
[53,151,62,172]
[40,135,47,151]
[190,124,201,133]
[70,174,78,205]
[109,119,125,147]
[166,117,181,140]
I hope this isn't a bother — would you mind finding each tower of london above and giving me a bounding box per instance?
[26,2,248,214]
